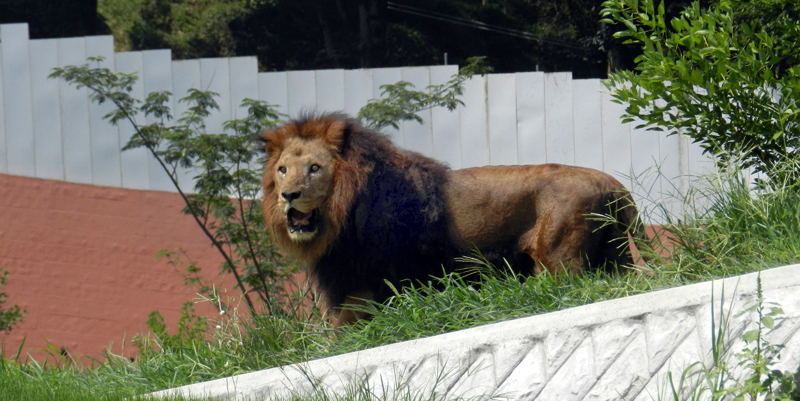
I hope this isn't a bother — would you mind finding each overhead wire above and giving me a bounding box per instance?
[386,1,588,52]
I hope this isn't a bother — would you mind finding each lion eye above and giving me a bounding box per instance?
[309,164,320,173]
[278,166,287,174]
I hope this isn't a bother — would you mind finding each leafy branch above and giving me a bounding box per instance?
[50,58,286,315]
[358,56,492,129]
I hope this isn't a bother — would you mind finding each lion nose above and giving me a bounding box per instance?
[281,191,301,202]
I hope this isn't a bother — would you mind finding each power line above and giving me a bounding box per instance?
[386,1,588,52]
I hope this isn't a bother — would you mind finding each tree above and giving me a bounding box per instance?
[0,268,24,333]
[51,60,287,315]
[601,0,800,184]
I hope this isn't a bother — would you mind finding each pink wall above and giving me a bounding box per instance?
[0,174,240,363]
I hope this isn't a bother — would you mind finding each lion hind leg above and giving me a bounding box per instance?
[518,215,592,276]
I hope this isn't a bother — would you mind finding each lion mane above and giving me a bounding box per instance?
[261,112,646,325]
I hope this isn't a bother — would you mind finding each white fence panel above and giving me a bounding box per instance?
[230,57,259,121]
[487,73,518,165]
[286,70,316,117]
[1,24,35,177]
[315,69,346,112]
[30,39,63,181]
[200,58,232,135]
[258,71,289,117]
[516,72,547,165]
[142,50,174,192]
[572,80,604,172]
[601,91,634,181]
[172,59,203,190]
[371,67,402,144]
[400,66,433,156]
[544,72,575,165]
[58,37,93,185]
[459,74,490,169]
[86,36,121,188]
[343,69,372,117]
[115,51,150,190]
[430,65,462,169]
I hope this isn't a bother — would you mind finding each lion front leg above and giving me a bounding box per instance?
[332,290,375,327]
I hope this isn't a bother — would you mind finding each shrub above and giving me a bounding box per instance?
[0,268,24,333]
[601,0,800,185]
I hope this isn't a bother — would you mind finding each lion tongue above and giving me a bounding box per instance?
[291,210,313,226]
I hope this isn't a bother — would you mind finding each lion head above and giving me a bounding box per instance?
[269,135,336,242]
[260,113,370,265]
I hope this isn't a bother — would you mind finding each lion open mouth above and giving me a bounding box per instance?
[288,208,319,235]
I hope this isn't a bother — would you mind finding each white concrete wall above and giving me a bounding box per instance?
[153,263,800,401]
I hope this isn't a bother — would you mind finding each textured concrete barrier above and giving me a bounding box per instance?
[153,264,800,400]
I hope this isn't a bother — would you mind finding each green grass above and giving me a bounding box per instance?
[4,160,800,400]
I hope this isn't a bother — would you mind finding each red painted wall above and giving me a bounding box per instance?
[0,174,239,363]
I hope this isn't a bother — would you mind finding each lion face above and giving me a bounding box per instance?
[271,137,337,242]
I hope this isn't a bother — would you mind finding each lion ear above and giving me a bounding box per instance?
[324,120,353,155]
[259,128,285,158]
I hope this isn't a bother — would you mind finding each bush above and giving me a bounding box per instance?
[50,59,289,316]
[0,268,24,333]
[601,0,800,185]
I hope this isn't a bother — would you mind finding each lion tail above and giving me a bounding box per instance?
[613,191,652,266]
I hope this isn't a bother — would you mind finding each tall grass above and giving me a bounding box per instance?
[646,157,800,280]
[3,159,800,400]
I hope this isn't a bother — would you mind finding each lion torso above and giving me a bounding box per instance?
[445,164,636,275]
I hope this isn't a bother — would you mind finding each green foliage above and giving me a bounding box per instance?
[357,57,492,129]
[99,0,245,58]
[49,58,289,315]
[97,0,145,52]
[601,0,800,184]
[132,303,208,357]
[0,268,24,333]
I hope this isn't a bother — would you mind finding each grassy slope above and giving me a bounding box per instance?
[3,166,800,400]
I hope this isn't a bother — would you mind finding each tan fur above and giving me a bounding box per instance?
[446,164,644,275]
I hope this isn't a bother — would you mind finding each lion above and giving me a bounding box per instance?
[260,112,647,326]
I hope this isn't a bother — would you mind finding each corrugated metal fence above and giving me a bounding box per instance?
[0,23,713,222]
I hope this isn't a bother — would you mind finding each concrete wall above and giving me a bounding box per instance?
[154,263,800,401]
[0,174,234,363]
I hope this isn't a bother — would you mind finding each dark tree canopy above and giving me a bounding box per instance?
[0,0,106,38]
[230,0,615,77]
[1,0,702,78]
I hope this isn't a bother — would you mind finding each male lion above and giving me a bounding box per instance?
[260,112,646,326]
